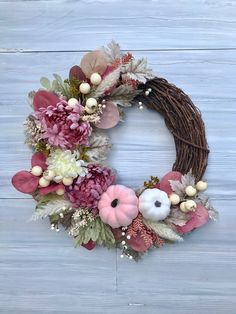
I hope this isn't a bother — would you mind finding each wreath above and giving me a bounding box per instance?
[12,41,217,261]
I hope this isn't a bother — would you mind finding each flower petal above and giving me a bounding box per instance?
[33,90,60,111]
[176,204,209,234]
[159,171,182,195]
[31,152,47,170]
[96,102,120,129]
[12,171,39,194]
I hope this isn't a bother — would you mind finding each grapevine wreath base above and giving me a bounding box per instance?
[12,42,217,261]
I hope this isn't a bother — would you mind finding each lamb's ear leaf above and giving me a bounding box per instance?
[33,90,60,111]
[12,171,39,194]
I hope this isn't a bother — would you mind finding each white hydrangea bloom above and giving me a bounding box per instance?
[46,149,87,181]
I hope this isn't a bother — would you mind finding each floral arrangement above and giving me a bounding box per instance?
[12,41,217,261]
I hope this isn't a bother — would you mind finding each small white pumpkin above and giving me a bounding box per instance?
[138,188,170,221]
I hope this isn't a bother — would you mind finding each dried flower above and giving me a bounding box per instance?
[36,100,92,149]
[65,164,116,212]
[69,208,95,237]
[24,115,42,148]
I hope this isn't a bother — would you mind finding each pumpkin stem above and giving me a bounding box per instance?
[111,198,119,208]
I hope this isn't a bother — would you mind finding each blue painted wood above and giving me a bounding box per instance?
[0,0,236,51]
[0,0,236,313]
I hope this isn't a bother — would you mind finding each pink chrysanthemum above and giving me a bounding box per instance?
[66,164,116,212]
[36,100,92,149]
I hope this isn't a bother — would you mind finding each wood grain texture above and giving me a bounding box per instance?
[1,0,236,51]
[0,0,236,313]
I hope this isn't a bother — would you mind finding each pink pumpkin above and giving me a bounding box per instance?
[98,185,139,228]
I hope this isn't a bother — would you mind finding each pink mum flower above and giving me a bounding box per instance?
[36,100,92,149]
[66,164,116,212]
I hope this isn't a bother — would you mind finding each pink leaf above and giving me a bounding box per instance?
[127,232,152,252]
[80,50,108,78]
[31,152,47,170]
[39,184,64,196]
[96,102,120,129]
[33,90,60,111]
[12,171,39,194]
[82,240,96,250]
[69,65,86,82]
[176,204,209,234]
[159,171,182,195]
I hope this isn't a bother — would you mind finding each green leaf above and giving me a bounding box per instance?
[40,77,51,90]
[75,217,115,248]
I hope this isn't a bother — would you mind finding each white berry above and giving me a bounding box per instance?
[56,188,65,196]
[85,105,96,114]
[86,97,97,108]
[185,185,197,197]
[79,82,91,94]
[43,170,55,181]
[90,73,102,85]
[39,177,50,187]
[85,98,98,113]
[67,98,78,108]
[196,181,208,191]
[62,177,73,186]
[185,200,197,211]
[169,193,180,205]
[180,202,187,212]
[31,166,43,177]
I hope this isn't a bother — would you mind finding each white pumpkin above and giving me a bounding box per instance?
[138,188,170,221]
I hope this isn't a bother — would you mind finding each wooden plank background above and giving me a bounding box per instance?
[0,0,236,313]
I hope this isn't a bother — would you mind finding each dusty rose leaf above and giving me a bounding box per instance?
[31,152,47,170]
[159,171,182,195]
[12,171,39,194]
[33,90,60,111]
[82,240,96,250]
[128,232,151,252]
[176,204,209,234]
[112,228,122,241]
[39,183,64,196]
[69,65,86,82]
[96,101,120,129]
[80,50,108,78]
